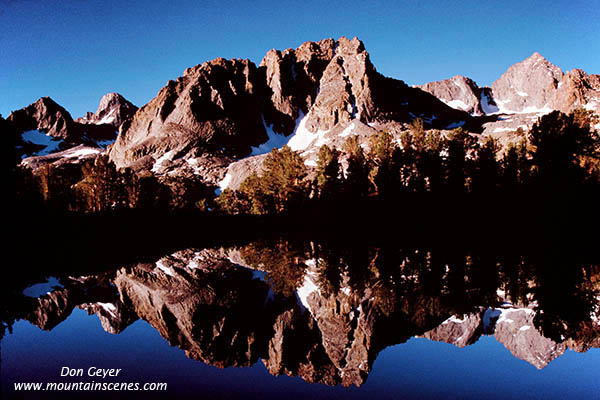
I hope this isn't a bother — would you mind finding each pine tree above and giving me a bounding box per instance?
[315,144,343,200]
[445,128,477,194]
[471,136,500,195]
[368,131,399,197]
[343,136,371,198]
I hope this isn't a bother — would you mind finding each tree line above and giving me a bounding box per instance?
[217,109,600,215]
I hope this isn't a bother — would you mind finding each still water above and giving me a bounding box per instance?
[2,240,599,399]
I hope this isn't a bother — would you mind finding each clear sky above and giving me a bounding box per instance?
[1,0,598,118]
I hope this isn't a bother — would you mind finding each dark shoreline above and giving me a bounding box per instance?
[10,192,600,277]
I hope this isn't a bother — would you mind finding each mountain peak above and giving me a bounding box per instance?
[77,92,137,128]
[527,51,546,61]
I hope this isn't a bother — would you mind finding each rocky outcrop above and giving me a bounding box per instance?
[108,58,268,171]
[422,305,572,370]
[492,52,563,113]
[493,308,567,369]
[420,52,600,146]
[20,144,104,170]
[490,52,600,115]
[300,37,468,135]
[76,92,138,129]
[23,274,129,333]
[113,249,274,368]
[108,36,469,179]
[25,287,76,331]
[8,97,77,140]
[8,97,118,159]
[422,312,483,348]
[260,38,337,134]
[553,69,600,114]
[418,75,486,115]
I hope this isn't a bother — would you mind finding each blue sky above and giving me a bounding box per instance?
[1,0,598,118]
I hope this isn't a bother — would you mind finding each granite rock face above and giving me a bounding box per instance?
[492,52,563,113]
[76,92,138,129]
[108,58,268,170]
[108,36,469,178]
[260,38,336,134]
[419,52,600,144]
[8,97,118,159]
[8,97,76,140]
[418,75,486,115]
[553,68,600,114]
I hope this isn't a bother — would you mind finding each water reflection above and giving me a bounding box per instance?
[2,240,599,388]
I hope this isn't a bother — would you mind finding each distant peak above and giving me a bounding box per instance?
[525,52,547,62]
[36,96,59,106]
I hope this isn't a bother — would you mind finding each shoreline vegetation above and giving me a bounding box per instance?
[9,109,599,219]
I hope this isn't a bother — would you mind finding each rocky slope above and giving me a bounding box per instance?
[75,92,138,129]
[417,75,491,116]
[419,52,600,144]
[107,36,469,185]
[9,96,126,161]
[491,52,564,114]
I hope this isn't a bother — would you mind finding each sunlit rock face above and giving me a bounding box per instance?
[418,75,486,116]
[9,97,119,155]
[108,58,268,170]
[107,36,468,184]
[423,306,570,370]
[492,52,563,114]
[419,52,600,147]
[76,92,138,129]
[493,308,567,369]
[25,287,75,331]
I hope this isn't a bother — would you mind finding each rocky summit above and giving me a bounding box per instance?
[417,75,491,116]
[9,93,137,160]
[10,37,600,189]
[107,37,468,177]
[75,92,138,129]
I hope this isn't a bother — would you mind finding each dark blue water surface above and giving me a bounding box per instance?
[3,239,600,400]
[2,308,599,400]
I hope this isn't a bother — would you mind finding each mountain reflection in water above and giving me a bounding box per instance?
[2,238,599,394]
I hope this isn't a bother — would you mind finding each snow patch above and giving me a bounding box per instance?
[97,109,116,125]
[521,105,553,115]
[584,98,599,111]
[216,173,233,195]
[64,148,102,159]
[340,122,357,138]
[97,302,117,317]
[296,270,320,314]
[442,315,466,325]
[151,150,177,173]
[443,99,470,111]
[250,116,290,156]
[516,91,529,97]
[519,325,531,331]
[287,111,330,152]
[156,260,175,277]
